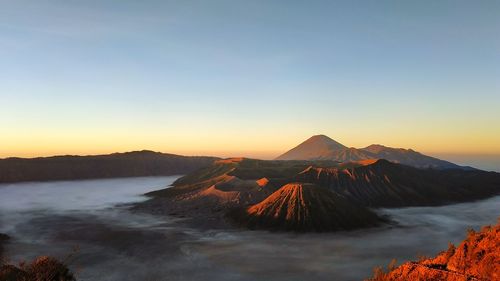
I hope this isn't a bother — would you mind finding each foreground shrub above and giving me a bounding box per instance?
[366,218,500,281]
[0,256,75,281]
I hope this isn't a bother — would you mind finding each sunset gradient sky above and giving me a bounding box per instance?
[1,1,499,169]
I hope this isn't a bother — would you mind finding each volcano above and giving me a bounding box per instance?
[237,182,382,232]
[276,135,468,169]
[276,135,347,161]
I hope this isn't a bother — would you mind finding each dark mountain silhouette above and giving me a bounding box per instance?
[296,159,500,207]
[0,150,218,183]
[236,183,382,232]
[276,135,469,169]
[367,219,500,281]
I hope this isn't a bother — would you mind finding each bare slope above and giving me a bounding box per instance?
[239,183,382,232]
[276,135,346,161]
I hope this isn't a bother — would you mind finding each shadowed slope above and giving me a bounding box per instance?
[321,147,375,162]
[236,183,382,232]
[361,144,464,169]
[297,159,500,207]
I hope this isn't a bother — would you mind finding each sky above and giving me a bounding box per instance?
[1,1,499,170]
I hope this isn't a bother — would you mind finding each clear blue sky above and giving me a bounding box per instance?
[1,1,499,170]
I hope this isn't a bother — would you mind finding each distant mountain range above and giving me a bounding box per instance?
[0,150,218,183]
[276,135,473,170]
[0,135,476,184]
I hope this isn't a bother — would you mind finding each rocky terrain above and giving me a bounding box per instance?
[137,157,500,232]
[367,219,500,281]
[0,150,217,183]
[276,135,472,170]
[135,158,309,229]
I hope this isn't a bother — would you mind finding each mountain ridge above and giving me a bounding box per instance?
[276,135,470,170]
[296,159,499,207]
[0,150,219,183]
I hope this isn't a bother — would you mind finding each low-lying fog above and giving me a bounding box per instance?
[0,177,498,281]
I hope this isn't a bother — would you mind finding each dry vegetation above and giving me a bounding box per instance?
[367,218,500,281]
[0,254,76,281]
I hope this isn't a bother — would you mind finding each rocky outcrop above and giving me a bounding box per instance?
[233,183,383,232]
[367,219,500,281]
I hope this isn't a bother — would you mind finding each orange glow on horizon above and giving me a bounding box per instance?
[1,132,500,160]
